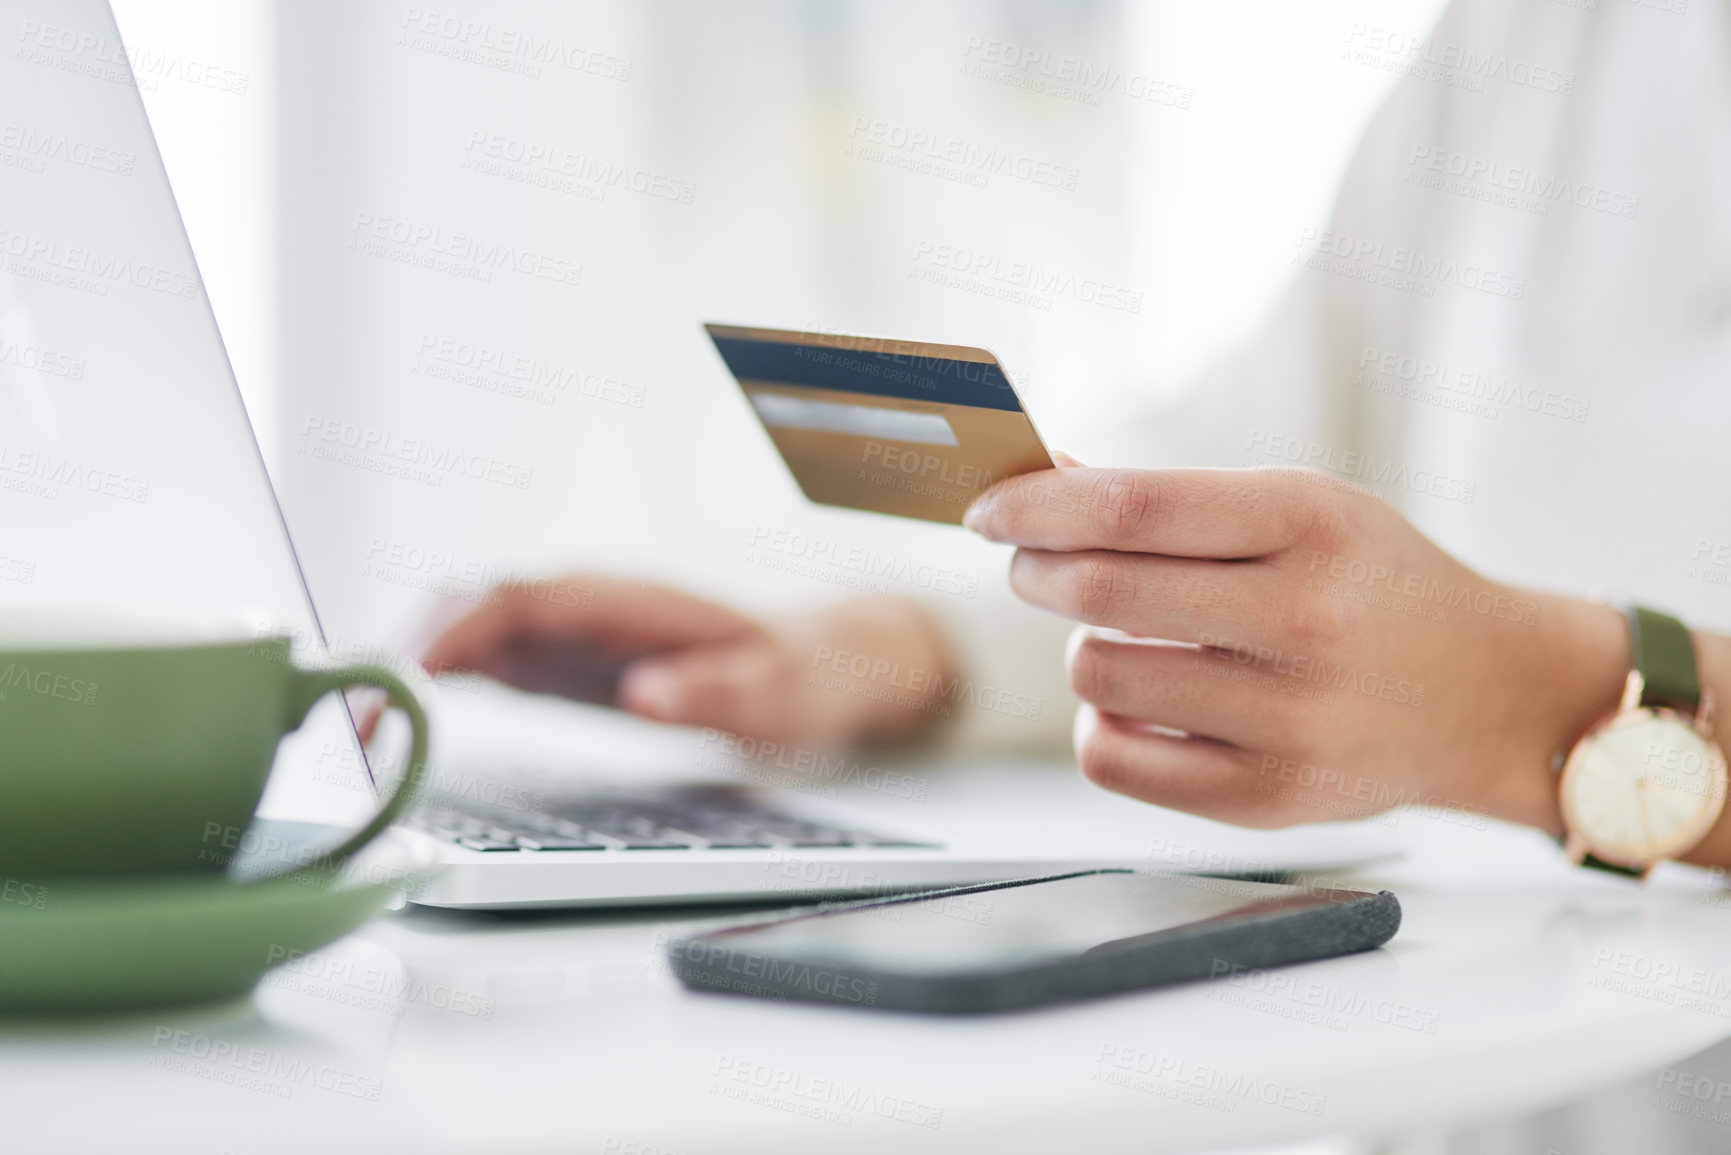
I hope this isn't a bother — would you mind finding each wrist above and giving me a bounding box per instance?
[1507,604,1731,869]
[1482,593,1628,835]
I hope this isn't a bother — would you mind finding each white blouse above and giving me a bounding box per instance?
[933,0,1731,756]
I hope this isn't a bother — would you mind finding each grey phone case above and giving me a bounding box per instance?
[668,869,1402,1015]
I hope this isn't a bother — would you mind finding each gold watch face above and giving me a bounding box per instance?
[1561,709,1728,867]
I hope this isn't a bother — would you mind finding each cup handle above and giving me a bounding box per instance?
[282,660,430,871]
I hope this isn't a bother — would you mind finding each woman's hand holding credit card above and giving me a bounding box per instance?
[709,323,1638,841]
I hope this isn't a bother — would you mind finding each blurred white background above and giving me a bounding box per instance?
[24,8,1722,1153]
[110,0,1446,658]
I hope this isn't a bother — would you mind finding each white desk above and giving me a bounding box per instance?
[8,759,1731,1154]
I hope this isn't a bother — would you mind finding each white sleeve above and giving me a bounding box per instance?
[910,583,1078,757]
[907,0,1484,755]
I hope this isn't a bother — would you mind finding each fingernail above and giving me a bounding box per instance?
[624,667,685,720]
[963,497,992,537]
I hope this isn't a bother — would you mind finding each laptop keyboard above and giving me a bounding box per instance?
[407,786,938,853]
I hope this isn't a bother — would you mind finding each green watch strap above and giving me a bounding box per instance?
[1627,605,1701,712]
[1579,852,1643,879]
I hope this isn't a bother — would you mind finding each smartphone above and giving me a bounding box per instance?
[668,869,1400,1014]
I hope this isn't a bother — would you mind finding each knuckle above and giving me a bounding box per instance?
[1298,490,1352,551]
[1089,471,1164,543]
[1284,592,1351,653]
[1269,469,1362,548]
[1067,556,1135,621]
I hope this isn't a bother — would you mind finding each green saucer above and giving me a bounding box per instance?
[0,829,432,1015]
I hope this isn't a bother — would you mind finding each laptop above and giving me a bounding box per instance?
[4,0,1399,910]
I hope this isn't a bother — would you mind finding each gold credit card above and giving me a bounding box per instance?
[704,323,1053,525]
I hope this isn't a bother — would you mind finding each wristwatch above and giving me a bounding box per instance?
[1558,605,1726,876]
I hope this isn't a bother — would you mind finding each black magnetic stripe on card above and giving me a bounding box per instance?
[710,335,1023,412]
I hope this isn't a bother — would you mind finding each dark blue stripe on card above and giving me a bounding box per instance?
[709,335,1023,412]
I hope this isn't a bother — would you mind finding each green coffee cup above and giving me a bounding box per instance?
[0,611,427,878]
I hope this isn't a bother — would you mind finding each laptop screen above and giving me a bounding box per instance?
[0,0,385,827]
